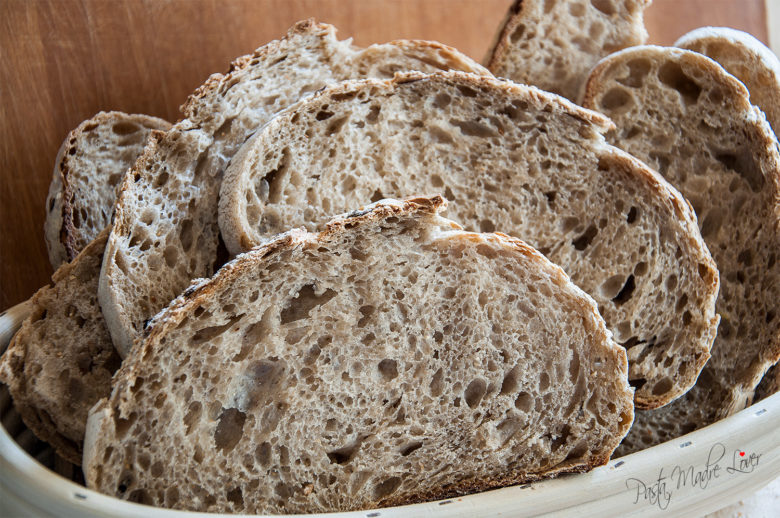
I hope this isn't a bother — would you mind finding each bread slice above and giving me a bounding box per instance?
[583,46,780,452]
[675,27,780,134]
[0,228,121,465]
[83,196,634,514]
[44,112,170,267]
[485,0,651,101]
[219,70,718,409]
[98,19,491,358]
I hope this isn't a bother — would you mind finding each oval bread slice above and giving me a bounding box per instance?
[675,27,780,134]
[486,0,651,101]
[583,46,780,453]
[0,228,120,464]
[219,70,719,409]
[98,20,491,358]
[44,112,170,267]
[83,196,633,514]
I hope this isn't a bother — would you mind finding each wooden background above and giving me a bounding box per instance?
[0,0,771,309]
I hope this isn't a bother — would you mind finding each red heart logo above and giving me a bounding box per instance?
[739,451,745,457]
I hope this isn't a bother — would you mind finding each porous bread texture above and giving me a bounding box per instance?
[583,46,780,453]
[83,196,633,514]
[99,19,491,358]
[0,228,121,465]
[219,71,718,409]
[675,27,780,134]
[44,112,170,267]
[486,0,651,101]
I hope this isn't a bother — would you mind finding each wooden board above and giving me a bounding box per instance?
[0,0,770,308]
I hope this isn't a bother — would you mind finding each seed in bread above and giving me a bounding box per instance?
[83,196,634,514]
[583,46,780,453]
[219,70,719,409]
[98,19,492,358]
[44,112,170,267]
[486,0,651,101]
[675,27,780,134]
[0,228,120,465]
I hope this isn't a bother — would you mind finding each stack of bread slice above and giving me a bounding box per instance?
[1,6,778,514]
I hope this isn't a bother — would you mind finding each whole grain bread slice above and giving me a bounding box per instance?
[99,19,491,358]
[485,0,651,101]
[83,196,633,514]
[219,71,718,409]
[0,228,121,465]
[675,27,780,134]
[44,112,170,267]
[583,46,780,453]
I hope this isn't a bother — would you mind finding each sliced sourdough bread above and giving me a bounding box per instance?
[219,71,718,409]
[0,228,121,465]
[99,19,490,358]
[44,112,170,268]
[83,196,634,514]
[583,46,780,453]
[485,0,651,101]
[675,27,780,134]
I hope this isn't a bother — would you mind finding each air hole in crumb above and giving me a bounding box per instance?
[658,61,701,105]
[280,284,337,324]
[327,438,364,465]
[372,477,402,500]
[600,87,632,111]
[652,377,673,396]
[539,372,550,391]
[255,442,272,466]
[315,109,334,121]
[510,24,526,43]
[214,408,247,453]
[612,275,635,305]
[366,105,381,123]
[192,315,242,344]
[400,441,423,456]
[591,0,616,15]
[464,379,487,408]
[572,225,598,250]
[378,359,398,381]
[500,366,520,395]
[626,206,638,224]
[479,219,496,233]
[370,189,384,203]
[617,59,652,88]
[430,368,444,396]
[263,148,291,204]
[629,378,647,390]
[112,122,140,135]
[515,391,533,412]
[450,119,497,138]
[226,486,243,508]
